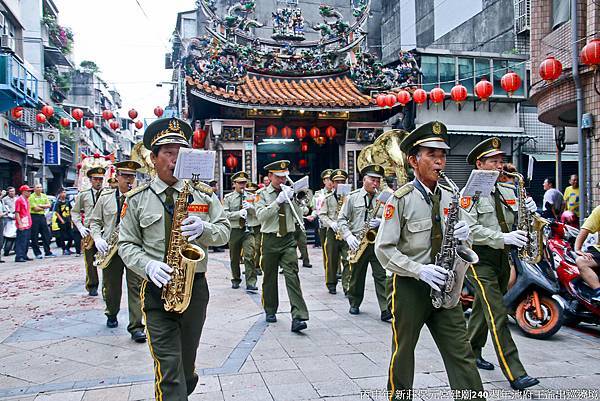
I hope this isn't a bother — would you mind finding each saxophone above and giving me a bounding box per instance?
[162,180,206,313]
[503,172,548,264]
[94,228,120,269]
[431,171,480,309]
[347,190,382,264]
[334,193,345,240]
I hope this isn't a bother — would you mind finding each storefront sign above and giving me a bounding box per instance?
[0,118,27,148]
[44,132,61,165]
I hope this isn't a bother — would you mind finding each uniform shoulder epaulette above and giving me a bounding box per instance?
[125,182,150,198]
[349,188,361,195]
[224,191,236,199]
[393,183,415,199]
[193,181,213,195]
[324,191,335,199]
[99,188,116,196]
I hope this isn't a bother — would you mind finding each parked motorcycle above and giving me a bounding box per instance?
[545,220,600,327]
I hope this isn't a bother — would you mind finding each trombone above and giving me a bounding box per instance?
[282,176,306,232]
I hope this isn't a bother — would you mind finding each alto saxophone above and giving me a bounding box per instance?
[431,171,479,309]
[503,172,548,264]
[347,190,381,264]
[94,228,120,269]
[162,180,206,313]
[334,193,345,240]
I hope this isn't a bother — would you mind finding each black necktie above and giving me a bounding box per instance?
[164,187,175,257]
[277,190,287,236]
[430,191,442,261]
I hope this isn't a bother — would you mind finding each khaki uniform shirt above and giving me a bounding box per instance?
[72,187,103,229]
[375,181,454,279]
[311,188,330,219]
[118,177,230,278]
[255,184,302,234]
[223,190,259,228]
[89,188,123,241]
[338,188,382,238]
[318,191,343,229]
[462,182,517,250]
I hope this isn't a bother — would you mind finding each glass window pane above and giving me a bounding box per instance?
[493,59,508,97]
[458,58,474,94]
[552,0,570,29]
[508,61,526,97]
[439,56,455,93]
[421,55,438,92]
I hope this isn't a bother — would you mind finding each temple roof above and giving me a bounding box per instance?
[186,73,385,111]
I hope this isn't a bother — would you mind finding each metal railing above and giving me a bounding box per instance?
[0,53,39,105]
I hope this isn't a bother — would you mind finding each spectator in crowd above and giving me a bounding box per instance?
[0,189,6,263]
[542,177,563,220]
[53,189,75,255]
[29,184,56,259]
[562,174,580,219]
[259,175,270,189]
[2,187,17,256]
[50,212,63,253]
[14,185,33,262]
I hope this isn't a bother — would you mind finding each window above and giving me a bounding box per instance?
[458,58,474,94]
[492,59,508,96]
[439,56,455,92]
[508,61,526,97]
[552,0,570,29]
[421,56,438,92]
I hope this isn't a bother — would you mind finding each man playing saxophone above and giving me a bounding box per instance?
[88,160,145,342]
[72,166,106,296]
[318,169,351,295]
[461,137,539,391]
[375,121,484,399]
[118,117,230,400]
[338,164,390,321]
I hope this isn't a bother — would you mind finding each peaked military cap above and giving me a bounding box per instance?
[321,169,333,180]
[331,169,348,181]
[360,164,385,178]
[231,171,250,183]
[87,167,106,178]
[467,137,505,165]
[143,117,192,150]
[264,160,290,177]
[246,182,259,192]
[114,160,141,175]
[399,121,450,153]
[107,177,118,184]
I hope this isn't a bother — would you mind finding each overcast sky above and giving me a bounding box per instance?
[54,0,195,121]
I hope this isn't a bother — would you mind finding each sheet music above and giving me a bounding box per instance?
[337,184,352,196]
[293,176,309,192]
[174,149,216,181]
[462,170,499,197]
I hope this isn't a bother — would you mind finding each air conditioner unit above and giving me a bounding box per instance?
[0,34,15,52]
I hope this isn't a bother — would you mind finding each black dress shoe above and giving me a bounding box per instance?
[246,285,258,292]
[349,306,360,315]
[265,314,277,323]
[24,257,33,261]
[131,330,146,343]
[231,282,240,289]
[291,319,307,332]
[106,316,118,328]
[380,310,392,322]
[89,289,98,296]
[476,357,494,370]
[510,375,539,390]
[328,287,336,294]
[302,263,312,268]
[15,258,26,263]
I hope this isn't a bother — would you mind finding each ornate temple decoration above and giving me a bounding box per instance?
[272,7,305,41]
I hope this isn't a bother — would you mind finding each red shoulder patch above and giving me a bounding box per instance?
[384,204,395,220]
[188,204,209,213]
[120,202,128,219]
[460,197,471,209]
[506,199,516,206]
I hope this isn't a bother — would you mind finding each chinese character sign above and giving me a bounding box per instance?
[44,132,61,165]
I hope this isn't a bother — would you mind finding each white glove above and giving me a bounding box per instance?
[242,201,254,210]
[276,185,294,204]
[329,222,338,232]
[181,215,205,241]
[525,197,537,213]
[145,260,173,288]
[453,221,470,242]
[418,264,448,291]
[239,209,248,219]
[345,234,360,251]
[94,237,109,254]
[368,218,381,229]
[78,226,90,237]
[503,230,527,247]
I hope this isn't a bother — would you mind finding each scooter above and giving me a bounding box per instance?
[545,221,600,327]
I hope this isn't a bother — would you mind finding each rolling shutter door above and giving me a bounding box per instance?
[444,155,474,189]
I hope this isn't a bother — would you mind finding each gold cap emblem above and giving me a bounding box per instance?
[432,122,442,135]
[492,138,500,148]
[280,162,285,168]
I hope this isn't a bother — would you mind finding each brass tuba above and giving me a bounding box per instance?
[131,141,156,178]
[357,129,410,187]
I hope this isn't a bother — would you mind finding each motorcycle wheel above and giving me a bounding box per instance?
[515,294,564,339]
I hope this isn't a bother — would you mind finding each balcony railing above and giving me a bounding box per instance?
[0,53,39,109]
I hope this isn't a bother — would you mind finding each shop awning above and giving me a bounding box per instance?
[445,124,532,138]
[524,152,579,162]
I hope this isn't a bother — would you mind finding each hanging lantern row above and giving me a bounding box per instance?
[537,39,599,84]
[264,125,336,141]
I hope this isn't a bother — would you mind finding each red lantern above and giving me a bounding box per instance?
[385,94,397,108]
[59,117,70,127]
[296,127,307,140]
[376,94,387,107]
[134,120,144,129]
[36,113,47,124]
[430,87,445,104]
[413,89,427,104]
[299,159,308,169]
[153,106,164,118]
[128,109,138,120]
[225,154,238,170]
[309,127,320,139]
[300,141,309,153]
[281,126,293,139]
[475,78,493,101]
[11,107,23,119]
[450,84,468,103]
[501,72,521,96]
[102,110,113,120]
[71,108,83,121]
[325,126,337,140]
[396,90,411,106]
[266,124,277,137]
[84,119,95,129]
[581,39,600,67]
[539,56,563,81]
[109,120,120,130]
[192,129,207,149]
[41,105,54,118]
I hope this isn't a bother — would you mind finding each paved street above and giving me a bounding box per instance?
[0,246,598,401]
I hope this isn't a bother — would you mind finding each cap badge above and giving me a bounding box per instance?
[492,138,500,148]
[432,122,442,135]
